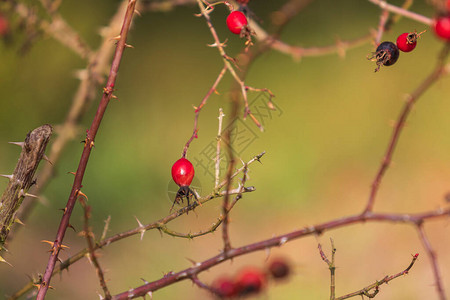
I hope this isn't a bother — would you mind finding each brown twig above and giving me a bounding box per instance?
[109,209,447,299]
[35,1,138,299]
[214,108,225,190]
[182,66,227,158]
[367,0,433,25]
[335,253,420,299]
[416,224,446,300]
[375,9,389,45]
[8,1,92,58]
[79,198,111,299]
[363,43,450,214]
[318,239,336,300]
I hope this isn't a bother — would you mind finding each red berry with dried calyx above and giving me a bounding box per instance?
[434,15,450,40]
[226,11,248,35]
[396,31,425,52]
[171,158,196,209]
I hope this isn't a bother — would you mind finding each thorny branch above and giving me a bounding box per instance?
[109,208,448,299]
[9,152,264,300]
[15,0,131,241]
[2,0,450,299]
[36,1,138,299]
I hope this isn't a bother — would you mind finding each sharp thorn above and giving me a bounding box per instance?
[140,278,149,284]
[42,155,53,165]
[185,257,197,266]
[77,190,88,202]
[8,142,24,148]
[134,216,146,241]
[111,35,121,41]
[25,193,39,199]
[134,216,144,228]
[0,174,13,180]
[14,218,25,226]
[0,255,12,267]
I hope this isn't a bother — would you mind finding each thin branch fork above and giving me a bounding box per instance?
[335,253,419,300]
[79,198,111,300]
[36,1,138,299]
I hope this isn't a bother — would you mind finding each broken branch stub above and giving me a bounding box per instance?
[0,124,53,247]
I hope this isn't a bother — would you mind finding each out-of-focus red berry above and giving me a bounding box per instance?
[212,277,237,298]
[434,15,450,40]
[226,11,248,35]
[268,258,291,280]
[0,14,9,37]
[235,267,266,296]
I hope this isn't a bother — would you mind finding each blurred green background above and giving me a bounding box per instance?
[0,0,449,299]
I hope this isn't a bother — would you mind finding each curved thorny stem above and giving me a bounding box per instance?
[35,1,138,299]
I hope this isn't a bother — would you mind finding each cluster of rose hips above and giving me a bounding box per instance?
[369,30,424,72]
[211,258,291,299]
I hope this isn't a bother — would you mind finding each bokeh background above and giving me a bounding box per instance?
[0,0,449,299]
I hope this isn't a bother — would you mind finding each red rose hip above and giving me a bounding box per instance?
[434,15,450,40]
[226,11,248,35]
[171,158,194,187]
[235,267,266,296]
[396,32,418,52]
[171,158,196,210]
[212,277,237,298]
